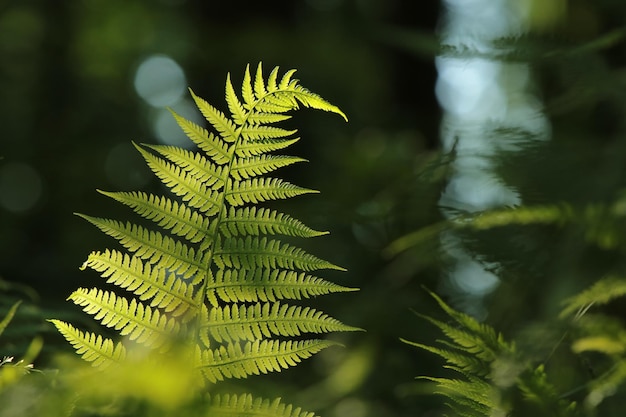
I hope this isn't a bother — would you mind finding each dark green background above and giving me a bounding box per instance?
[2,1,626,416]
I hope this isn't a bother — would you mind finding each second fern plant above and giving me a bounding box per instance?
[51,63,358,410]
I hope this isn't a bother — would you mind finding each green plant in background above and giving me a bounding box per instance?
[405,290,582,417]
[404,242,626,416]
[0,300,41,392]
[45,63,358,415]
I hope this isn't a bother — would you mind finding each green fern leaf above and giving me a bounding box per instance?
[235,137,300,158]
[169,110,231,165]
[231,155,307,181]
[266,66,280,92]
[98,191,211,244]
[246,112,292,126]
[207,268,357,307]
[241,64,255,109]
[278,69,297,89]
[422,375,496,414]
[203,302,361,343]
[190,89,238,142]
[402,339,490,377]
[80,249,198,319]
[240,125,297,141]
[143,143,227,189]
[226,73,247,126]
[49,320,125,367]
[408,290,583,417]
[560,275,626,319]
[59,64,353,397]
[254,63,268,100]
[215,236,345,272]
[69,288,180,348]
[206,393,317,417]
[135,144,222,214]
[226,177,317,206]
[76,215,207,280]
[219,207,327,238]
[253,100,295,114]
[417,314,503,363]
[197,339,338,383]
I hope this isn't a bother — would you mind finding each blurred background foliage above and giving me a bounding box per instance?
[1,0,626,416]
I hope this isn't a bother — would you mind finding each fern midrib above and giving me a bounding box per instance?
[193,86,303,338]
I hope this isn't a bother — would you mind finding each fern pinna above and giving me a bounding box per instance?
[50,63,358,385]
[407,291,581,417]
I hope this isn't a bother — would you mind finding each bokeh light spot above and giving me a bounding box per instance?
[134,54,186,107]
[450,259,500,296]
[152,99,204,147]
[436,57,506,119]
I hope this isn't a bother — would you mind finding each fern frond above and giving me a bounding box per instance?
[231,155,307,181]
[419,315,502,363]
[203,302,361,343]
[143,143,227,189]
[279,69,298,89]
[422,375,496,413]
[80,250,198,320]
[215,236,345,272]
[197,339,338,383]
[207,268,357,307]
[225,73,247,126]
[206,393,317,417]
[254,63,268,100]
[246,112,292,126]
[169,110,231,165]
[517,365,580,416]
[219,207,327,238]
[402,339,490,377]
[190,89,238,142]
[226,178,317,206]
[61,64,353,395]
[98,191,211,244]
[68,288,179,348]
[278,86,347,121]
[76,215,207,280]
[135,144,222,214]
[235,137,300,158]
[241,64,255,109]
[252,99,295,114]
[242,63,347,121]
[240,125,297,141]
[49,320,125,367]
[406,291,520,417]
[560,275,626,319]
[428,291,505,347]
[267,66,280,92]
